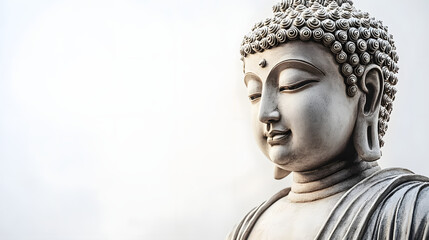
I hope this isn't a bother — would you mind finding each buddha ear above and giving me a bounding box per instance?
[353,64,384,161]
[274,166,290,180]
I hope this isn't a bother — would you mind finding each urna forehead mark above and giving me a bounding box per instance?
[259,59,267,68]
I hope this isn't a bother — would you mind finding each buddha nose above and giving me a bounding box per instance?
[259,108,280,124]
[258,92,280,124]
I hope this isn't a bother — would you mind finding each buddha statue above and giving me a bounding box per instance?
[228,0,429,239]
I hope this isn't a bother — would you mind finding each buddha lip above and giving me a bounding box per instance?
[267,129,291,145]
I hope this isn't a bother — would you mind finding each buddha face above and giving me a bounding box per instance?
[244,41,360,172]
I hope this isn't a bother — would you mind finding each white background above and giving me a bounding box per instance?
[0,0,428,239]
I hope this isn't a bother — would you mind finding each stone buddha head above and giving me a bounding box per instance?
[240,0,399,179]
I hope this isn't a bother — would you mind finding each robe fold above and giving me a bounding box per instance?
[228,168,429,240]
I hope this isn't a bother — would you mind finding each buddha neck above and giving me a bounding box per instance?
[287,156,380,203]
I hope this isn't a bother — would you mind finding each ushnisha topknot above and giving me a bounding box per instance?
[240,0,399,147]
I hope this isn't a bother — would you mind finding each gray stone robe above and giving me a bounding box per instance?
[228,168,429,240]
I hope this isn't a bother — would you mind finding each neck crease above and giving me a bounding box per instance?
[288,157,380,203]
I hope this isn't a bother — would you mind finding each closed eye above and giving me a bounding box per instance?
[279,79,319,92]
[248,93,261,102]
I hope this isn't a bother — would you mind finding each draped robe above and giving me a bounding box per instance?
[228,168,429,240]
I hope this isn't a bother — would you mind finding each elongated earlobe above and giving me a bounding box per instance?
[274,166,290,180]
[353,64,384,161]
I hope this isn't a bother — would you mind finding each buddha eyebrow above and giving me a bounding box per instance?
[244,72,261,86]
[271,59,326,76]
